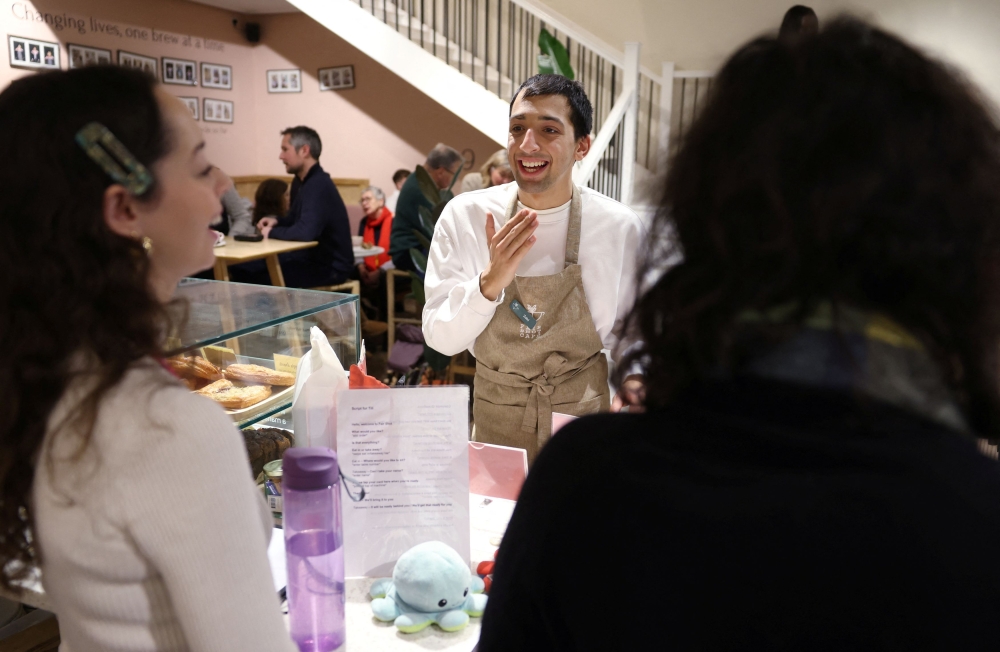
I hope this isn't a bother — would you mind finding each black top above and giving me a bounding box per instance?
[270,163,353,286]
[479,379,1000,651]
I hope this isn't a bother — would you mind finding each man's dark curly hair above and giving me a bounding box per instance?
[619,17,1000,435]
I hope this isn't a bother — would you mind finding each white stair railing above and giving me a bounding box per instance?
[574,42,640,206]
[289,0,696,204]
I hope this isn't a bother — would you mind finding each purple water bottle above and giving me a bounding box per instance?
[283,448,346,652]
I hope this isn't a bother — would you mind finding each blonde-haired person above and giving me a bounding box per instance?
[0,67,295,650]
[460,149,514,193]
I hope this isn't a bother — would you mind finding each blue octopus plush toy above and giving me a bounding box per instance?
[370,541,488,633]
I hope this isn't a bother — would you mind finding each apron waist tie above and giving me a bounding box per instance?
[476,351,604,451]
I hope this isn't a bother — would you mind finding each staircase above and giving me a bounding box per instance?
[286,0,713,206]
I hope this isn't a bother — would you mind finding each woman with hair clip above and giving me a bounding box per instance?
[480,18,1000,650]
[0,67,295,650]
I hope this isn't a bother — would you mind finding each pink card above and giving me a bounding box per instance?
[469,442,528,501]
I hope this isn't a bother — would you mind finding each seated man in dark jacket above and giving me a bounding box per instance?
[388,143,463,272]
[480,18,1000,652]
[235,126,353,288]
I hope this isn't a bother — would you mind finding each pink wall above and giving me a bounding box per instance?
[1,0,500,194]
[252,12,499,194]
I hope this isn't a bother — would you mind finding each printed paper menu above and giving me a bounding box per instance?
[337,386,470,577]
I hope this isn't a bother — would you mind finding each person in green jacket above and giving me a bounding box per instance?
[389,144,463,273]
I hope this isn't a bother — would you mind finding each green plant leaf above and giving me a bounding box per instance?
[408,271,426,304]
[414,165,441,205]
[423,345,451,373]
[409,247,428,275]
[417,206,435,234]
[537,28,574,80]
[413,230,432,250]
[445,163,463,193]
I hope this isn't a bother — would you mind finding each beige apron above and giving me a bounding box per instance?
[473,185,610,464]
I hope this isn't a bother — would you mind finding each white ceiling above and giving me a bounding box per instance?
[188,0,298,14]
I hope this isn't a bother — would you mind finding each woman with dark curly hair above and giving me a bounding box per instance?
[481,18,1000,650]
[0,67,294,650]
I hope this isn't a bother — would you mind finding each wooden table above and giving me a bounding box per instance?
[213,236,318,287]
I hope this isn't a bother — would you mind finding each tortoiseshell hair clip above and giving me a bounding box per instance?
[75,122,153,196]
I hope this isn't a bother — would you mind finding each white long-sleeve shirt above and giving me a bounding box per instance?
[34,359,295,652]
[423,183,643,361]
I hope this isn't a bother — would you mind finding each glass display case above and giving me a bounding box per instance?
[164,279,359,429]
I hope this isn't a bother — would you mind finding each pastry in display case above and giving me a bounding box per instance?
[165,279,359,429]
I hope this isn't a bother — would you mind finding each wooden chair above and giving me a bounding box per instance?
[446,350,477,384]
[386,269,421,356]
[310,280,361,296]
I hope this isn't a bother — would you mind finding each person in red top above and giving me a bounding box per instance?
[356,185,393,318]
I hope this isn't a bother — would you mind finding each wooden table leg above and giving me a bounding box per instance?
[265,255,286,287]
[213,259,230,281]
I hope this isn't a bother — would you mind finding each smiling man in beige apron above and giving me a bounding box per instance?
[422,74,644,463]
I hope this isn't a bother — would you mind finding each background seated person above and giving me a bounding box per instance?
[459,148,513,193]
[231,126,352,288]
[354,185,393,318]
[386,168,409,213]
[480,18,1000,651]
[252,177,288,227]
[389,144,463,273]
[211,169,255,237]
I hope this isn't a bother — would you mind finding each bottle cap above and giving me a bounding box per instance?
[282,448,339,491]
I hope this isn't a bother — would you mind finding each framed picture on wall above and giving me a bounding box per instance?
[201,62,232,90]
[118,51,158,78]
[318,65,355,91]
[203,98,233,124]
[162,56,197,86]
[68,43,111,69]
[179,97,199,120]
[8,35,60,71]
[267,69,301,93]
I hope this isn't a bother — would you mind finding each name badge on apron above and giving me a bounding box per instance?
[509,299,537,329]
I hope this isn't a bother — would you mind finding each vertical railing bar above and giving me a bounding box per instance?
[498,0,503,94]
[525,9,530,83]
[645,78,654,168]
[594,57,601,131]
[507,0,514,93]
[457,0,462,74]
[587,50,593,124]
[678,78,686,142]
[611,122,617,200]
[483,0,486,90]
[474,0,479,84]
[444,0,449,65]
[520,8,526,84]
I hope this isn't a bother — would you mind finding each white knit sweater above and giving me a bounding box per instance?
[32,359,295,652]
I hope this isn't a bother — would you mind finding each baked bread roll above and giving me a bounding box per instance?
[166,355,223,381]
[196,378,232,395]
[197,379,272,409]
[223,364,295,386]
